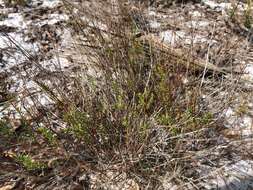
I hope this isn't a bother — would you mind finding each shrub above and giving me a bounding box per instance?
[15,153,46,171]
[37,0,226,187]
[1,0,244,188]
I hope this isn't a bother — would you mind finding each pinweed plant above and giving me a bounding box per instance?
[244,0,252,29]
[1,0,246,188]
[41,0,228,187]
[15,153,46,171]
[37,127,57,145]
[0,119,12,137]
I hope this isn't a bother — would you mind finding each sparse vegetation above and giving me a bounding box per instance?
[229,0,253,30]
[244,0,252,29]
[0,119,12,137]
[0,0,253,189]
[15,153,46,171]
[37,127,57,145]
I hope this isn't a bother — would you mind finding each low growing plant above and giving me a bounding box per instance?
[15,153,46,171]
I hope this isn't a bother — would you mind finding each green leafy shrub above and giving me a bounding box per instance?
[37,127,57,145]
[244,0,252,29]
[27,1,232,188]
[16,153,46,171]
[0,120,12,137]
[54,2,218,165]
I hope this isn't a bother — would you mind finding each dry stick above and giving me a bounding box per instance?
[137,34,253,87]
[138,34,237,74]
[200,22,216,88]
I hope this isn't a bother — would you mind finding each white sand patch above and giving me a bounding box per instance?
[205,160,253,190]
[224,107,236,126]
[202,0,231,10]
[0,33,39,72]
[36,13,69,26]
[202,0,246,12]
[160,30,185,46]
[190,10,202,18]
[224,107,253,137]
[2,52,27,69]
[186,20,210,28]
[150,20,161,29]
[0,34,9,48]
[0,94,53,120]
[41,0,62,8]
[0,79,54,120]
[0,13,26,29]
[39,56,70,72]
[160,30,216,46]
[0,104,21,120]
[148,10,156,17]
[148,10,168,19]
[242,64,253,81]
[60,29,72,47]
[0,32,38,50]
[21,92,54,108]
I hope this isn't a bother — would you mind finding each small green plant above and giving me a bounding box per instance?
[182,109,213,131]
[229,2,239,21]
[0,13,7,21]
[170,126,181,136]
[16,153,46,171]
[236,103,249,116]
[0,120,12,137]
[244,0,252,29]
[228,1,252,29]
[15,120,35,141]
[37,127,57,145]
[157,112,174,126]
[198,112,213,125]
[63,108,91,141]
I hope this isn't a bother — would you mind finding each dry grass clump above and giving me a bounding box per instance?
[227,0,253,38]
[0,0,248,189]
[22,0,237,188]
